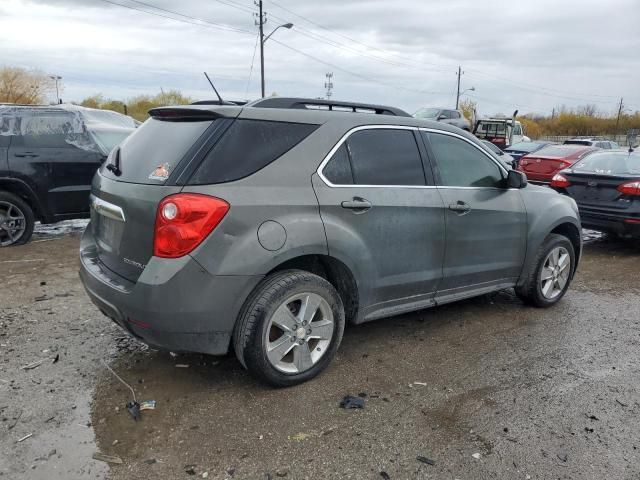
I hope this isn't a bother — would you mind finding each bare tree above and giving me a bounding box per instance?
[0,66,56,104]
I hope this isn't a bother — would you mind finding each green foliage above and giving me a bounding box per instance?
[459,98,477,121]
[80,90,193,121]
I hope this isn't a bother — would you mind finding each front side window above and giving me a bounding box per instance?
[343,129,426,186]
[426,132,504,188]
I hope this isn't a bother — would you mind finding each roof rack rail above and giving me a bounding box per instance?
[247,97,411,117]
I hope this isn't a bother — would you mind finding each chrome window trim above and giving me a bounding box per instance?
[90,194,126,222]
[316,124,508,189]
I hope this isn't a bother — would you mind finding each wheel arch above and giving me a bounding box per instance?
[550,221,581,274]
[266,254,359,324]
[0,178,45,221]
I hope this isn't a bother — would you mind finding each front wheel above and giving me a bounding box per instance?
[516,234,575,307]
[233,270,345,387]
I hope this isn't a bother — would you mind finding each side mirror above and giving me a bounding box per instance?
[506,169,527,189]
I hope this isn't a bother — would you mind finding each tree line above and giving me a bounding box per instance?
[2,66,638,138]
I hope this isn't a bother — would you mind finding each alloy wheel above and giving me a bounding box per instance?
[0,201,27,247]
[265,292,335,374]
[540,246,571,299]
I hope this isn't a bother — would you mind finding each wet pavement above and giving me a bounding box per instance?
[1,229,639,479]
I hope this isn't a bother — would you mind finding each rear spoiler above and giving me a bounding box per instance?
[148,107,231,121]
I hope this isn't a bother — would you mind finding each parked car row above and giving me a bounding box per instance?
[0,104,136,246]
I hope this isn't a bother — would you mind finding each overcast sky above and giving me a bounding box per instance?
[1,0,639,116]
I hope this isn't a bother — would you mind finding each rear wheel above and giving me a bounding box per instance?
[233,270,345,387]
[0,191,35,247]
[516,233,575,307]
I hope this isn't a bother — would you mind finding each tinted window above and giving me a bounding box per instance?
[345,129,425,186]
[426,133,504,187]
[190,119,318,185]
[11,112,93,149]
[323,144,354,184]
[573,152,640,175]
[102,117,213,184]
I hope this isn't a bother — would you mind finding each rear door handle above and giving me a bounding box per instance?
[341,197,372,213]
[448,201,471,214]
[14,153,39,158]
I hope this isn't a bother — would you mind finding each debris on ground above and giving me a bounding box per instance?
[585,427,594,433]
[413,382,427,386]
[17,433,33,443]
[340,395,365,409]
[127,401,141,421]
[52,354,59,364]
[586,414,599,421]
[92,452,123,464]
[175,364,190,368]
[21,359,44,370]
[275,469,288,477]
[202,472,209,478]
[140,400,157,411]
[185,465,197,475]
[416,455,435,466]
[289,432,311,441]
[616,399,628,407]
[144,458,157,465]
[380,472,391,480]
[472,453,482,459]
[557,453,568,462]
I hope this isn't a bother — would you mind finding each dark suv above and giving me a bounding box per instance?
[0,105,135,246]
[79,97,582,386]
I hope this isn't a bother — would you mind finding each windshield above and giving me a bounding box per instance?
[507,141,545,153]
[89,128,134,154]
[476,121,507,135]
[413,108,440,119]
[572,152,640,175]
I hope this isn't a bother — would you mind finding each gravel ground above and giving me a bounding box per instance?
[0,228,638,480]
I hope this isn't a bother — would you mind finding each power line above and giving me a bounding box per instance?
[245,32,260,97]
[94,0,253,35]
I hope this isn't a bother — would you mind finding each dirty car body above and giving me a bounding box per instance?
[79,98,582,386]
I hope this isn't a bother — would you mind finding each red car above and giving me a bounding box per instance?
[517,145,598,183]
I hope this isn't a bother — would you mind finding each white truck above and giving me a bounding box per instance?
[473,110,530,149]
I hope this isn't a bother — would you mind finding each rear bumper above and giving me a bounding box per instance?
[79,227,263,355]
[579,207,640,237]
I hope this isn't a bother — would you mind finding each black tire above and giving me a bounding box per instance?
[233,269,345,387]
[0,191,35,247]
[516,233,575,307]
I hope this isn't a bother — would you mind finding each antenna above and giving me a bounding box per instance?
[203,72,224,104]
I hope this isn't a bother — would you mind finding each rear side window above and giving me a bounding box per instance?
[343,129,425,186]
[426,132,504,188]
[323,144,354,185]
[103,117,213,184]
[189,119,318,185]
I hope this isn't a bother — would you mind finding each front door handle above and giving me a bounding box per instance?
[341,197,372,213]
[448,201,471,215]
[14,153,39,158]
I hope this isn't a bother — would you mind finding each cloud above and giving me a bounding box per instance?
[1,0,638,115]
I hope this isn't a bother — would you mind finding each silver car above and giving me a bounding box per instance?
[79,97,581,386]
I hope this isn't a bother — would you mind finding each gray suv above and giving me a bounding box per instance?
[413,107,471,131]
[79,97,582,386]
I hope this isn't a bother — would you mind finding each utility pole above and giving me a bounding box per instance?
[615,97,624,136]
[455,66,462,109]
[324,73,334,100]
[255,0,266,98]
[49,75,62,104]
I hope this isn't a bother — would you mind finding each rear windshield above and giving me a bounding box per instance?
[187,119,318,185]
[476,122,507,135]
[533,145,587,158]
[101,118,213,184]
[507,141,545,153]
[564,140,592,146]
[572,152,640,175]
[413,108,440,119]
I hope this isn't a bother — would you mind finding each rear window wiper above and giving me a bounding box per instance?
[106,148,122,176]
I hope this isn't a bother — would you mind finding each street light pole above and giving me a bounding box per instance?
[257,0,265,98]
[49,75,62,104]
[255,1,293,98]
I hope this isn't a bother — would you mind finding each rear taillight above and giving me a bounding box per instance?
[153,194,229,258]
[550,174,571,188]
[617,181,640,196]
